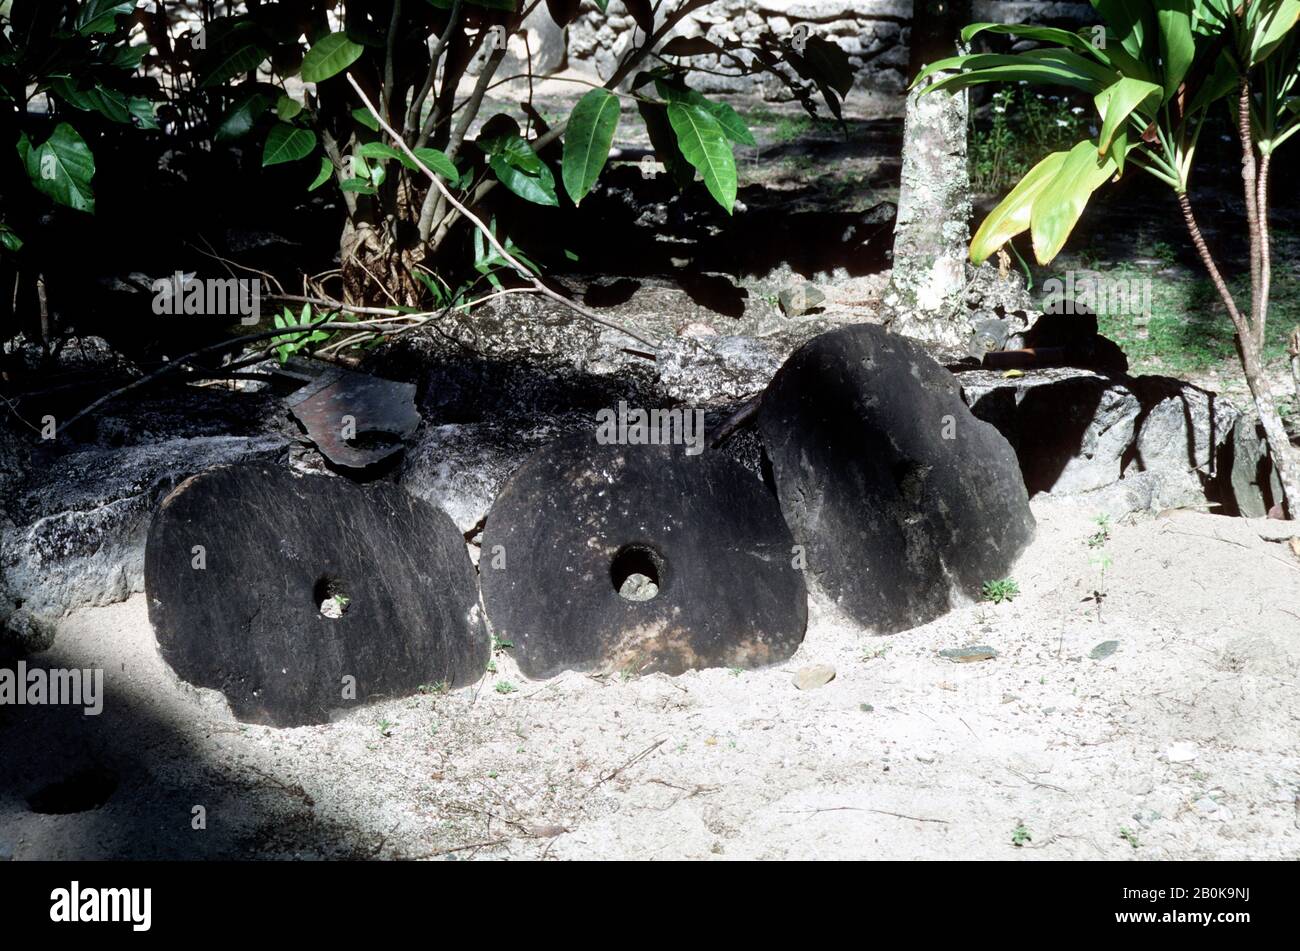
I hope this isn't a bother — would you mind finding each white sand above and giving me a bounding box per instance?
[3,499,1298,860]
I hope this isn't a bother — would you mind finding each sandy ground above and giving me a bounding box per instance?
[3,498,1299,861]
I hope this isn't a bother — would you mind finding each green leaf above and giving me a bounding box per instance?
[262,122,318,166]
[199,36,268,88]
[357,141,406,162]
[637,100,694,188]
[301,33,365,84]
[1153,0,1195,97]
[339,178,378,194]
[1094,77,1161,154]
[0,224,23,253]
[667,101,736,213]
[77,1,135,35]
[17,123,96,213]
[276,95,304,120]
[1029,141,1117,264]
[961,22,1108,58]
[1092,0,1153,60]
[486,134,558,206]
[920,49,1116,96]
[215,91,272,142]
[970,151,1070,264]
[562,88,620,204]
[410,147,459,183]
[1251,0,1300,64]
[352,107,380,131]
[308,155,334,191]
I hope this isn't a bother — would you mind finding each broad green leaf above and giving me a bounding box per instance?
[637,100,694,189]
[301,33,365,84]
[340,178,378,194]
[17,124,96,213]
[1252,0,1300,64]
[410,148,458,183]
[77,1,135,35]
[1153,0,1195,96]
[961,23,1107,58]
[970,151,1070,264]
[357,141,406,162]
[667,101,736,213]
[308,156,334,191]
[0,224,23,253]
[196,40,267,88]
[1092,0,1152,59]
[215,91,271,142]
[262,122,318,166]
[1030,141,1117,263]
[562,88,620,204]
[352,107,380,131]
[919,50,1116,96]
[657,82,756,146]
[1095,77,1161,154]
[488,136,559,206]
[276,95,304,120]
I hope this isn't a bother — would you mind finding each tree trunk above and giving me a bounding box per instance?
[886,0,974,348]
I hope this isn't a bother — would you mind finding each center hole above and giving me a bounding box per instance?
[611,545,663,602]
[314,576,350,618]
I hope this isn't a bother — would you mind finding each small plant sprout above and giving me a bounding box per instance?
[492,636,513,654]
[982,578,1020,604]
[863,643,892,662]
[1011,822,1032,847]
[377,718,395,737]
[1086,514,1111,549]
[494,681,517,695]
[1119,827,1140,850]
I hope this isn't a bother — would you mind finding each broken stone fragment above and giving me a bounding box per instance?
[939,645,998,663]
[758,324,1035,634]
[793,664,836,690]
[778,284,826,317]
[144,464,487,727]
[479,435,808,679]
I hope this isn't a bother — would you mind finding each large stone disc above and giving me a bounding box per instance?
[144,464,487,726]
[480,435,807,679]
[758,324,1035,633]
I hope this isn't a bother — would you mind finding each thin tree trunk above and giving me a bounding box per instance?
[1238,81,1263,338]
[1179,191,1299,517]
[1257,151,1272,352]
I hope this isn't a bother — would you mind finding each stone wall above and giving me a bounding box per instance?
[553,0,1097,110]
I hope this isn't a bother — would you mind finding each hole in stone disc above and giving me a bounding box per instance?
[27,767,118,814]
[611,545,663,602]
[344,430,403,452]
[315,576,350,618]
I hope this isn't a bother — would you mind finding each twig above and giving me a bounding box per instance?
[786,806,950,824]
[585,738,666,793]
[346,74,660,353]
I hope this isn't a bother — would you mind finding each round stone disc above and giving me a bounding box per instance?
[144,463,487,726]
[480,435,807,679]
[758,324,1035,633]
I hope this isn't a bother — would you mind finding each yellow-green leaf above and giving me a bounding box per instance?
[1030,141,1117,264]
[970,151,1069,264]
